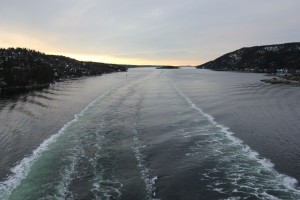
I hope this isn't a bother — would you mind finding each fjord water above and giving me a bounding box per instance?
[0,68,300,199]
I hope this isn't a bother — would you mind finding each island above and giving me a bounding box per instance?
[156,66,180,69]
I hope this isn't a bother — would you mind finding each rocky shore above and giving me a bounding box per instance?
[261,74,300,84]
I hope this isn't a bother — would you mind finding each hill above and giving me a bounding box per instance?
[197,42,300,73]
[0,48,127,90]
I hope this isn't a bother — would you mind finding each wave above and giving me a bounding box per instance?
[171,82,300,198]
[0,89,112,199]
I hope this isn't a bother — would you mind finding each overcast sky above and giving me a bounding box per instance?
[0,0,299,65]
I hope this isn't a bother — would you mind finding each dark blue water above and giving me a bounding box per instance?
[0,68,300,199]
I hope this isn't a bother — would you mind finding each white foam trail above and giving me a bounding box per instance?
[132,129,159,200]
[56,154,78,200]
[91,125,124,200]
[0,89,112,200]
[171,82,300,194]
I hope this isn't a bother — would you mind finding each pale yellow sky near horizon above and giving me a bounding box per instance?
[0,33,201,66]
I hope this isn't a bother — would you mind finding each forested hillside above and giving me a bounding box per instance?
[0,48,127,90]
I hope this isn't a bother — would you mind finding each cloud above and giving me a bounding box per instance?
[0,0,300,65]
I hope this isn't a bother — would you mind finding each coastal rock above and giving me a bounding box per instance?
[260,78,291,84]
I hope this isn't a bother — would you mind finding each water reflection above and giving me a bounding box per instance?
[0,83,75,113]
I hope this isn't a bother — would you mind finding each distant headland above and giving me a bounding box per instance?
[156,66,180,69]
[0,48,127,92]
[196,42,300,84]
[196,42,300,74]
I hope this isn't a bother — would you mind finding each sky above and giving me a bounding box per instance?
[0,0,300,66]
